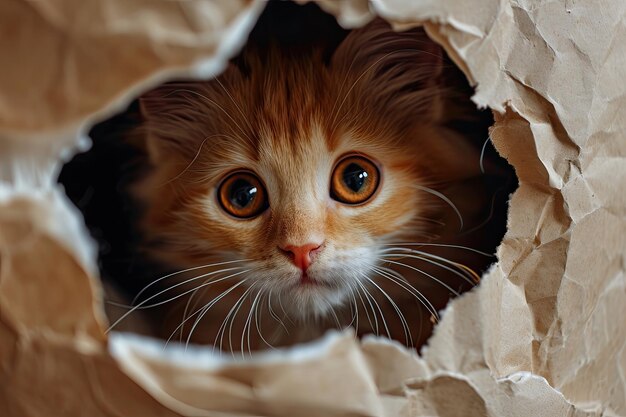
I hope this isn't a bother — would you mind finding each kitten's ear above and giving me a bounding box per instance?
[136,83,203,164]
[137,90,170,164]
[138,83,182,121]
[331,19,445,120]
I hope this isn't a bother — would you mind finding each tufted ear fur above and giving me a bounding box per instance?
[330,18,446,123]
[137,83,206,165]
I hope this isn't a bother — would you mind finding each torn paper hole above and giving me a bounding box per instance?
[1,1,623,416]
[57,2,516,357]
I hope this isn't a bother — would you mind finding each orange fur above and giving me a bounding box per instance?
[131,19,493,350]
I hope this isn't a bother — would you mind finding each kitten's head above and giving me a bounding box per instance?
[135,20,478,321]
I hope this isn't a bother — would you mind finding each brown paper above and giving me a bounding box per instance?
[1,0,624,416]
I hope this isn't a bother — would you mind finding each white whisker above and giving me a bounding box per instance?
[381,259,460,297]
[158,134,235,186]
[242,289,263,357]
[107,268,249,333]
[381,249,478,286]
[184,275,251,351]
[277,291,294,325]
[479,135,491,174]
[132,259,250,305]
[324,299,342,329]
[412,184,464,231]
[345,284,359,329]
[372,266,439,321]
[268,292,289,334]
[354,284,376,335]
[165,279,248,350]
[381,242,493,257]
[211,284,255,357]
[364,274,413,348]
[356,275,391,338]
[228,285,255,358]
[256,289,277,350]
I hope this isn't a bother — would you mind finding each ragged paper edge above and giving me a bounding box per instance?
[0,0,265,186]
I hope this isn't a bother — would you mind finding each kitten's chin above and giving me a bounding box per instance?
[278,284,350,322]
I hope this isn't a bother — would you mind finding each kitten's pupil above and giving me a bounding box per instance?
[343,163,368,192]
[230,179,257,208]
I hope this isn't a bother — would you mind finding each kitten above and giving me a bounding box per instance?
[126,19,501,352]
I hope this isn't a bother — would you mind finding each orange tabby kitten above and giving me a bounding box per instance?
[126,18,500,352]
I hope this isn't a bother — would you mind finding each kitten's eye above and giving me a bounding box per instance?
[218,172,268,219]
[330,155,380,205]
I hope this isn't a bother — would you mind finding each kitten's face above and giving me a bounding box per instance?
[185,126,428,319]
[136,20,478,321]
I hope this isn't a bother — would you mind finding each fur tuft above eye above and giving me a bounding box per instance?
[217,171,269,219]
[330,154,380,205]
[330,19,446,126]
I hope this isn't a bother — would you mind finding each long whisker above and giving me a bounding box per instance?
[180,284,211,343]
[256,289,277,350]
[277,291,294,325]
[412,184,464,231]
[267,292,290,335]
[132,259,250,305]
[372,267,436,345]
[228,285,255,359]
[213,284,251,355]
[460,180,512,236]
[107,268,249,332]
[363,274,413,348]
[212,283,255,357]
[479,135,491,174]
[179,268,234,342]
[381,249,479,286]
[410,216,446,226]
[381,259,460,297]
[372,266,439,321]
[158,134,223,186]
[385,246,482,283]
[184,272,249,351]
[345,284,359,329]
[355,283,378,335]
[165,279,248,350]
[180,290,197,343]
[352,285,360,332]
[242,289,263,357]
[381,242,494,257]
[138,267,245,309]
[324,299,342,330]
[371,264,430,343]
[182,266,250,341]
[356,275,391,338]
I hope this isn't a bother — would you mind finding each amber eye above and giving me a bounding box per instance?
[218,171,269,218]
[330,155,380,205]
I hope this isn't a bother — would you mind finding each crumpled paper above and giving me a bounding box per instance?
[1,0,624,416]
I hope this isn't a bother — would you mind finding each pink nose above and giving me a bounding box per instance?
[279,243,323,271]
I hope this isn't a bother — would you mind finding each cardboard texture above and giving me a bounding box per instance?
[0,0,624,416]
